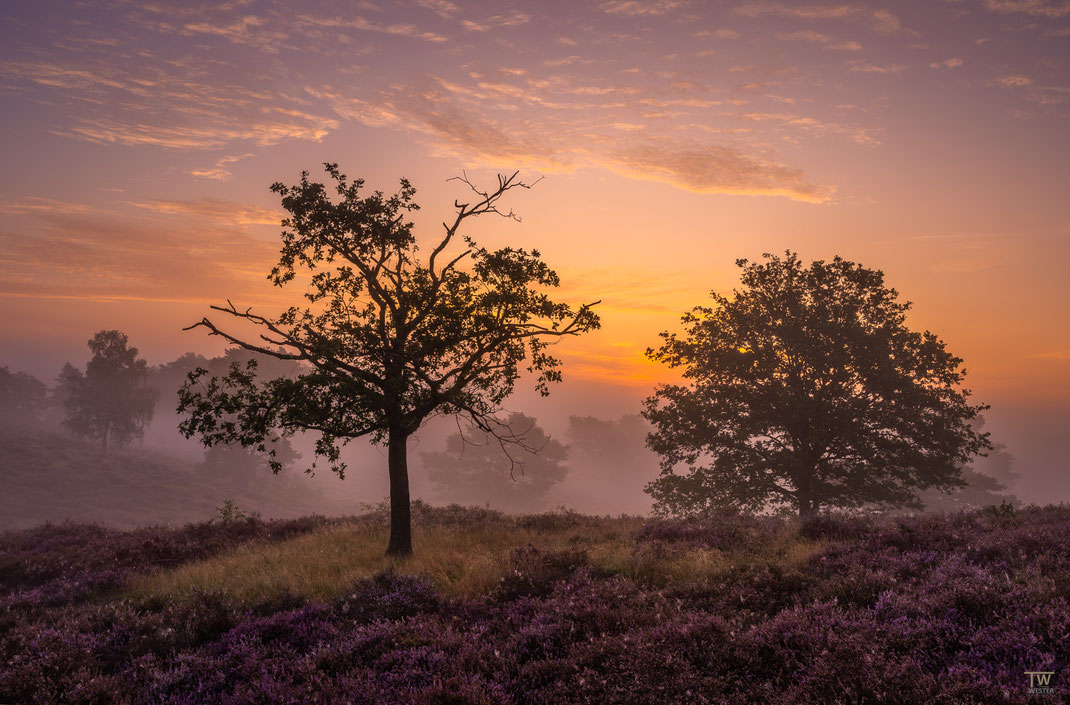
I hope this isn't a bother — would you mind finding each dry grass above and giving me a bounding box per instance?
[124,517,639,602]
[124,515,825,605]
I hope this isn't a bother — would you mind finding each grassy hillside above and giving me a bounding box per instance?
[2,504,1068,704]
[0,430,350,529]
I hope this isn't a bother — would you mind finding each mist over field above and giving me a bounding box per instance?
[0,337,1026,531]
[1,345,664,529]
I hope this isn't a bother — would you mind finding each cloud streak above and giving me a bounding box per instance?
[736,3,909,34]
[609,141,834,201]
[309,77,838,201]
[600,1,688,16]
[0,211,281,303]
[7,0,1058,209]
[981,0,1070,18]
[127,199,282,226]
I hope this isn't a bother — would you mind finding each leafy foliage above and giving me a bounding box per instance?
[59,331,158,451]
[644,252,991,517]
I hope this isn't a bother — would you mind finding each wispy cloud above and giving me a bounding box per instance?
[3,0,1019,208]
[296,14,449,42]
[600,1,688,16]
[995,74,1035,87]
[1,59,340,151]
[59,113,336,149]
[182,15,290,53]
[735,111,881,145]
[0,211,281,303]
[737,3,909,34]
[929,57,964,69]
[608,140,834,202]
[981,0,1070,18]
[128,198,282,226]
[190,154,254,181]
[692,28,742,39]
[461,12,531,31]
[414,0,459,18]
[1031,350,1070,360]
[848,60,906,74]
[306,73,843,201]
[0,197,113,217]
[775,30,862,49]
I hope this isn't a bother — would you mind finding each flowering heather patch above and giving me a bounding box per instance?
[3,506,1070,703]
[0,516,334,617]
[635,511,780,551]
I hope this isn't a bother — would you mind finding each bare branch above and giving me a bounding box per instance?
[186,304,386,390]
[430,170,541,282]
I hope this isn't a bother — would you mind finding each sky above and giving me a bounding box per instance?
[1,0,1068,502]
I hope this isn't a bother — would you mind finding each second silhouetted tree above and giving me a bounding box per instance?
[643,252,991,517]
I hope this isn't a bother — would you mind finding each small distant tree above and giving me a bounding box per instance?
[564,414,658,514]
[199,437,301,488]
[60,330,159,451]
[921,417,1019,511]
[643,252,991,518]
[178,165,599,555]
[423,412,567,512]
[0,367,48,428]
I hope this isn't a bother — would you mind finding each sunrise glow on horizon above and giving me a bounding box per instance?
[1,0,1068,499]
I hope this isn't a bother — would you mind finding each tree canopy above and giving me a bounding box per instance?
[178,165,599,555]
[643,252,991,517]
[60,330,158,451]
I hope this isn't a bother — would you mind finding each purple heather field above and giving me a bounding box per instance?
[2,504,1068,705]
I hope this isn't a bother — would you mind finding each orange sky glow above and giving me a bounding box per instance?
[1,0,1068,500]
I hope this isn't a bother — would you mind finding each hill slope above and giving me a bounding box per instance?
[0,430,348,528]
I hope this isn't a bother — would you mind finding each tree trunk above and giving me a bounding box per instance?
[797,493,816,518]
[385,430,413,557]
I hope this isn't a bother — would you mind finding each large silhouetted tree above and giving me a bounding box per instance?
[178,165,599,555]
[423,412,567,512]
[643,252,991,518]
[60,330,158,451]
